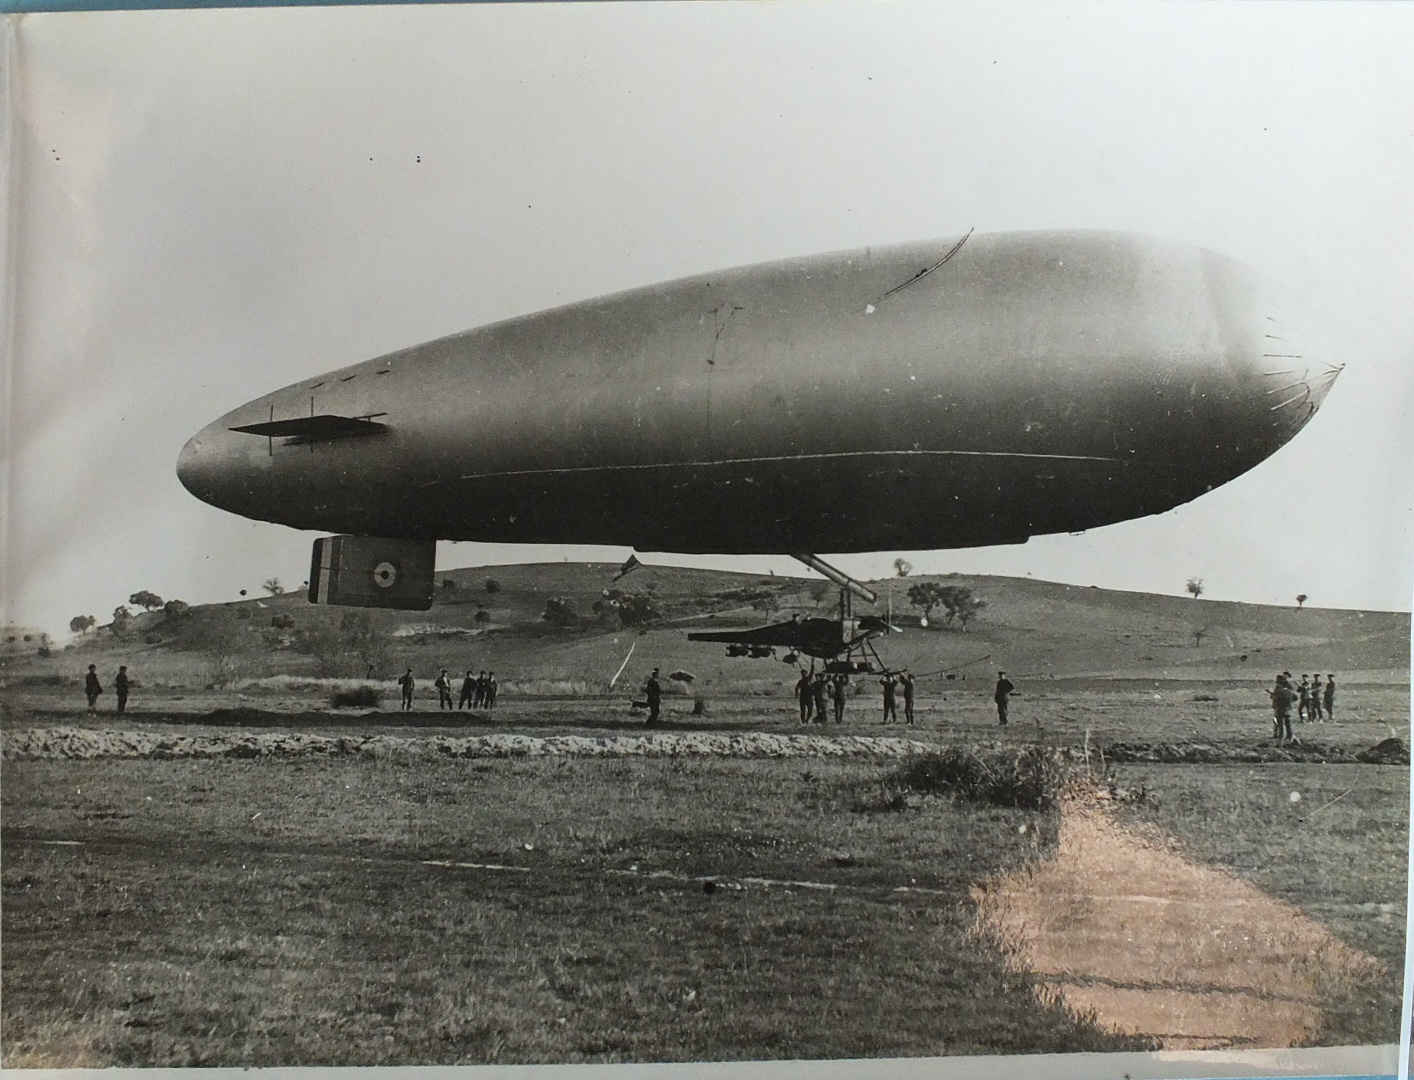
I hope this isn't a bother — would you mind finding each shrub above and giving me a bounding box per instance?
[542,597,580,628]
[864,746,1068,812]
[329,684,382,709]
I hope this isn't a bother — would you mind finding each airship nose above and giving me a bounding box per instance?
[176,415,268,518]
[176,428,214,502]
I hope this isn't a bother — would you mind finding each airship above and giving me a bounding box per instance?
[177,229,1340,610]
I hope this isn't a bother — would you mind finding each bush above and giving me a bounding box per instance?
[329,684,382,709]
[294,610,390,678]
[864,746,1068,812]
[542,597,580,628]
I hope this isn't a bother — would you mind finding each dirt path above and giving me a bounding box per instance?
[972,798,1382,1049]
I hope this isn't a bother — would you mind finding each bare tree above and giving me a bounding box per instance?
[263,578,285,596]
[1185,577,1204,600]
[1192,625,1208,647]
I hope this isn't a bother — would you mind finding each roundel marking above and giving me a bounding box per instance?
[373,561,398,588]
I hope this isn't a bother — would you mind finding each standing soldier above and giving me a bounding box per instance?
[1310,675,1324,721]
[831,674,848,724]
[114,665,130,714]
[397,668,415,711]
[435,669,453,711]
[1297,675,1311,722]
[643,668,662,726]
[1271,673,1296,743]
[901,671,916,725]
[473,671,487,708]
[84,665,102,711]
[994,671,1015,726]
[486,672,498,709]
[1324,674,1337,721]
[812,673,829,724]
[880,674,898,724]
[795,669,814,724]
[459,670,476,710]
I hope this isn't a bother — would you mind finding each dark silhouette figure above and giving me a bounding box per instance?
[473,671,487,708]
[84,665,102,711]
[1297,675,1311,722]
[901,672,916,724]
[1269,672,1296,742]
[795,670,814,724]
[1310,675,1324,721]
[397,668,415,711]
[832,674,848,723]
[435,669,453,710]
[1324,675,1336,721]
[644,668,662,726]
[994,671,1014,726]
[459,670,475,710]
[880,675,898,723]
[812,673,829,724]
[114,665,129,714]
[486,672,498,709]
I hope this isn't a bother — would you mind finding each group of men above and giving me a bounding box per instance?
[82,664,130,713]
[403,668,499,712]
[793,669,918,724]
[1267,672,1337,742]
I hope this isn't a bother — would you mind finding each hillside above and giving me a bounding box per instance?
[10,564,1408,694]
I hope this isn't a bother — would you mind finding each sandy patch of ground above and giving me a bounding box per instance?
[972,798,1382,1049]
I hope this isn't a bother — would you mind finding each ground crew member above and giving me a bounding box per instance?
[397,668,415,711]
[795,669,814,723]
[812,673,829,724]
[84,665,102,711]
[880,674,898,723]
[901,672,916,725]
[1310,675,1324,721]
[459,670,476,710]
[1297,675,1311,722]
[1270,673,1296,742]
[473,671,487,708]
[832,674,848,723]
[644,668,662,726]
[114,665,130,714]
[1324,674,1336,721]
[486,672,498,709]
[994,671,1014,726]
[435,669,453,710]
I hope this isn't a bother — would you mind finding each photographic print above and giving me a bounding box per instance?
[1,3,1410,1074]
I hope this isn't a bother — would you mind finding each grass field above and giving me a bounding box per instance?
[2,566,1408,1066]
[3,752,1154,1067]
[2,691,1408,1066]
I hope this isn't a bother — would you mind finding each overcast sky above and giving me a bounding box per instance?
[5,1,1413,640]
